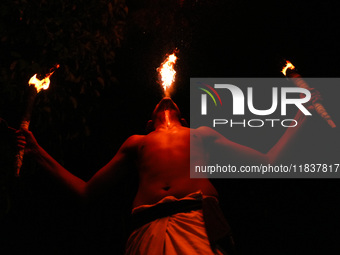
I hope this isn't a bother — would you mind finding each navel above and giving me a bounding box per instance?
[162,186,171,191]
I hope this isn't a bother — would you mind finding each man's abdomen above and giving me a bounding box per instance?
[132,177,218,208]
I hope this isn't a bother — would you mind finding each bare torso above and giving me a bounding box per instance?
[132,126,218,208]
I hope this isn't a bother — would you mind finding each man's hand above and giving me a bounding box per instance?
[16,129,39,155]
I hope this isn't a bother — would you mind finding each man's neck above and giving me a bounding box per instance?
[154,110,181,131]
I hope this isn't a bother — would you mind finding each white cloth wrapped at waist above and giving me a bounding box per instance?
[125,191,224,255]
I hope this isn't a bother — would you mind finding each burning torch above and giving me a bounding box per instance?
[15,64,59,177]
[281,60,336,128]
[157,51,178,97]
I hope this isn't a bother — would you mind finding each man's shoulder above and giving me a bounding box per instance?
[192,126,229,143]
[126,134,145,144]
[193,126,218,135]
[120,135,144,151]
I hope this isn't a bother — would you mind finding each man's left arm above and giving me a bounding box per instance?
[198,110,308,165]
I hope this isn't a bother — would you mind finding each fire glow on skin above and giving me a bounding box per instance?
[165,110,171,127]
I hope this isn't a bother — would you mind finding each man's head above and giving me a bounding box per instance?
[152,97,180,121]
[146,97,187,132]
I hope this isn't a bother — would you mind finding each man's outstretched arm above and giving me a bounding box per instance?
[18,129,141,199]
[198,110,309,165]
[265,111,307,163]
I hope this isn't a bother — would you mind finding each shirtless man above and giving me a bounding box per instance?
[18,97,310,254]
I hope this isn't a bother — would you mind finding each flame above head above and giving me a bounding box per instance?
[157,51,178,97]
[281,60,295,76]
[28,64,60,92]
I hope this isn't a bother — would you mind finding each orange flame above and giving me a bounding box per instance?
[281,60,295,76]
[28,64,60,92]
[157,52,177,96]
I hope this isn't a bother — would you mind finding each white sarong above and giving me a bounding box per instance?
[125,191,224,255]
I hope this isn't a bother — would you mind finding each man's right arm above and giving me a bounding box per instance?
[19,129,141,200]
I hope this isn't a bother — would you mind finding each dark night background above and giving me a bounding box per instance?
[1,0,340,254]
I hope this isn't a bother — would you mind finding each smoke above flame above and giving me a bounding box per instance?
[157,51,178,97]
[281,60,295,76]
[29,64,60,92]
